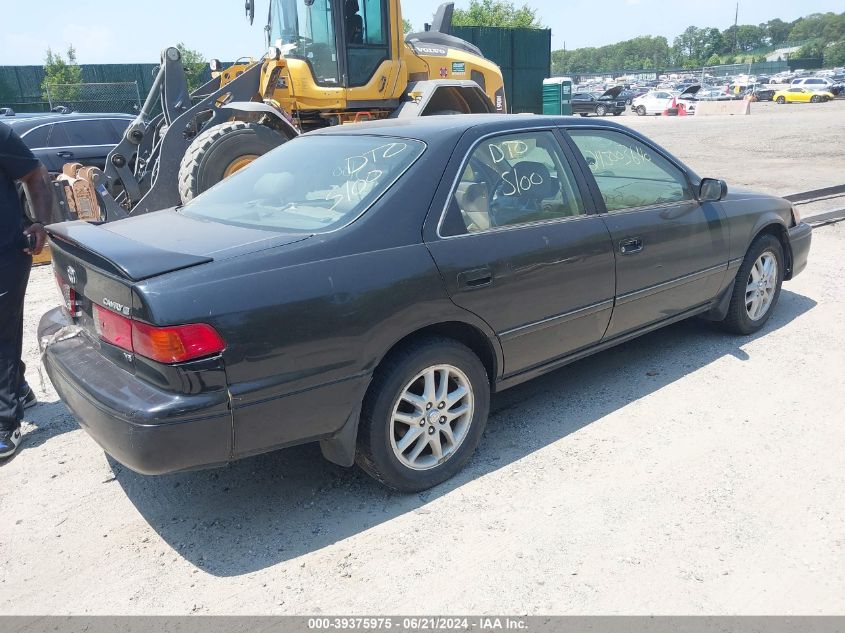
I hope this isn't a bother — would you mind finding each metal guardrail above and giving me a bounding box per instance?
[783,185,845,227]
[784,184,845,204]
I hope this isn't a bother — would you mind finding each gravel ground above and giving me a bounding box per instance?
[1,104,844,615]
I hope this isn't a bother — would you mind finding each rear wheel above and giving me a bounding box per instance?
[356,338,490,492]
[776,96,786,104]
[721,234,785,335]
[178,121,288,203]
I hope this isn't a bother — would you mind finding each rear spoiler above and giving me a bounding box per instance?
[48,221,212,282]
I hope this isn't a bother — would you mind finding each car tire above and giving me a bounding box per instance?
[596,105,607,116]
[356,337,491,492]
[776,96,786,104]
[612,111,622,116]
[635,106,646,116]
[579,112,589,117]
[721,234,785,335]
[810,95,821,103]
[178,121,288,203]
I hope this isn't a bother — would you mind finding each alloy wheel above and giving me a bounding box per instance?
[745,251,779,321]
[389,364,474,471]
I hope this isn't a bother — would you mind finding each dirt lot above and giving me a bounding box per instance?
[1,103,844,615]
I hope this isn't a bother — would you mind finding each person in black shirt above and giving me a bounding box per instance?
[0,122,52,458]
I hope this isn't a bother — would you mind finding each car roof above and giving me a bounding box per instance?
[308,114,634,144]
[3,112,134,132]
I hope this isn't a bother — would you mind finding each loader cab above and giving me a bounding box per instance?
[272,0,395,90]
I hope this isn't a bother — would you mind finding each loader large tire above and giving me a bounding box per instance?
[178,121,288,203]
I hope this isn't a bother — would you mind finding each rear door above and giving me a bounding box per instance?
[49,119,124,170]
[563,126,729,338]
[425,128,615,377]
[20,123,58,172]
[571,93,595,115]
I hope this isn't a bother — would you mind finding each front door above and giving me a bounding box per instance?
[426,129,616,377]
[564,127,729,338]
[342,0,401,101]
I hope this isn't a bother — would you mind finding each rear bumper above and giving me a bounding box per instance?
[787,222,812,279]
[38,308,233,475]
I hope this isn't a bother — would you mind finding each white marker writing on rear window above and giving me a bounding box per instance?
[327,143,409,211]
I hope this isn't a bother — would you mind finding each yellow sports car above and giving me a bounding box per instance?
[773,87,835,103]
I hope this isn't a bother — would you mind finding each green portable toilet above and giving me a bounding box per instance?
[543,77,573,115]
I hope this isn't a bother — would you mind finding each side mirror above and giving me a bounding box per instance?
[699,178,727,202]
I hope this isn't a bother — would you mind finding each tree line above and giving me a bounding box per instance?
[552,11,845,74]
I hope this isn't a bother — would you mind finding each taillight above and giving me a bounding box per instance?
[93,304,132,350]
[132,321,225,364]
[92,305,225,364]
[54,270,81,317]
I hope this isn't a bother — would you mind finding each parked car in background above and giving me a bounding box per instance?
[39,115,811,491]
[618,89,648,105]
[572,88,626,116]
[631,84,701,116]
[791,77,843,95]
[751,87,776,102]
[631,90,675,115]
[4,112,134,173]
[774,87,835,104]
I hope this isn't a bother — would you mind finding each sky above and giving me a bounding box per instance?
[0,0,842,65]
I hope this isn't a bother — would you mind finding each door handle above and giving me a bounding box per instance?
[457,267,493,289]
[56,151,74,159]
[619,237,643,254]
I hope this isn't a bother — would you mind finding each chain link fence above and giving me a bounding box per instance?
[45,82,142,114]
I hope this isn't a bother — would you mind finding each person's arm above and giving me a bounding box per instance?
[19,165,52,255]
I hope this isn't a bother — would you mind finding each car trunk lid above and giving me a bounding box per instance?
[47,215,310,363]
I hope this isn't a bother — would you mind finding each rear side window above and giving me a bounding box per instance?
[50,120,123,146]
[568,129,692,212]
[443,131,584,236]
[21,124,51,148]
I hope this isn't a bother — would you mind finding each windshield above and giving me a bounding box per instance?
[181,135,425,233]
[271,0,340,84]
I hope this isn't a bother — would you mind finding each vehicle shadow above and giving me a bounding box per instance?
[112,289,816,577]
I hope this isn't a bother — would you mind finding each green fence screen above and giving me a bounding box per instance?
[452,26,552,114]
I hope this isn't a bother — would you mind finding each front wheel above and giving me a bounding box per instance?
[596,105,607,116]
[356,338,490,491]
[776,96,786,104]
[721,234,785,335]
[635,106,646,116]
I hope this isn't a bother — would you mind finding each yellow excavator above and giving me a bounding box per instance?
[54,0,506,222]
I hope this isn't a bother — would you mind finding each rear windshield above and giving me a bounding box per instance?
[181,135,426,233]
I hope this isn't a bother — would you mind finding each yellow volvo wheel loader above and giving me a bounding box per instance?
[54,0,506,222]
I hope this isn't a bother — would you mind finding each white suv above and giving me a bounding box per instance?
[791,77,835,91]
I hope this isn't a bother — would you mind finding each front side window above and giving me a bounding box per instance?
[182,135,424,233]
[568,129,692,213]
[273,0,340,85]
[443,131,585,235]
